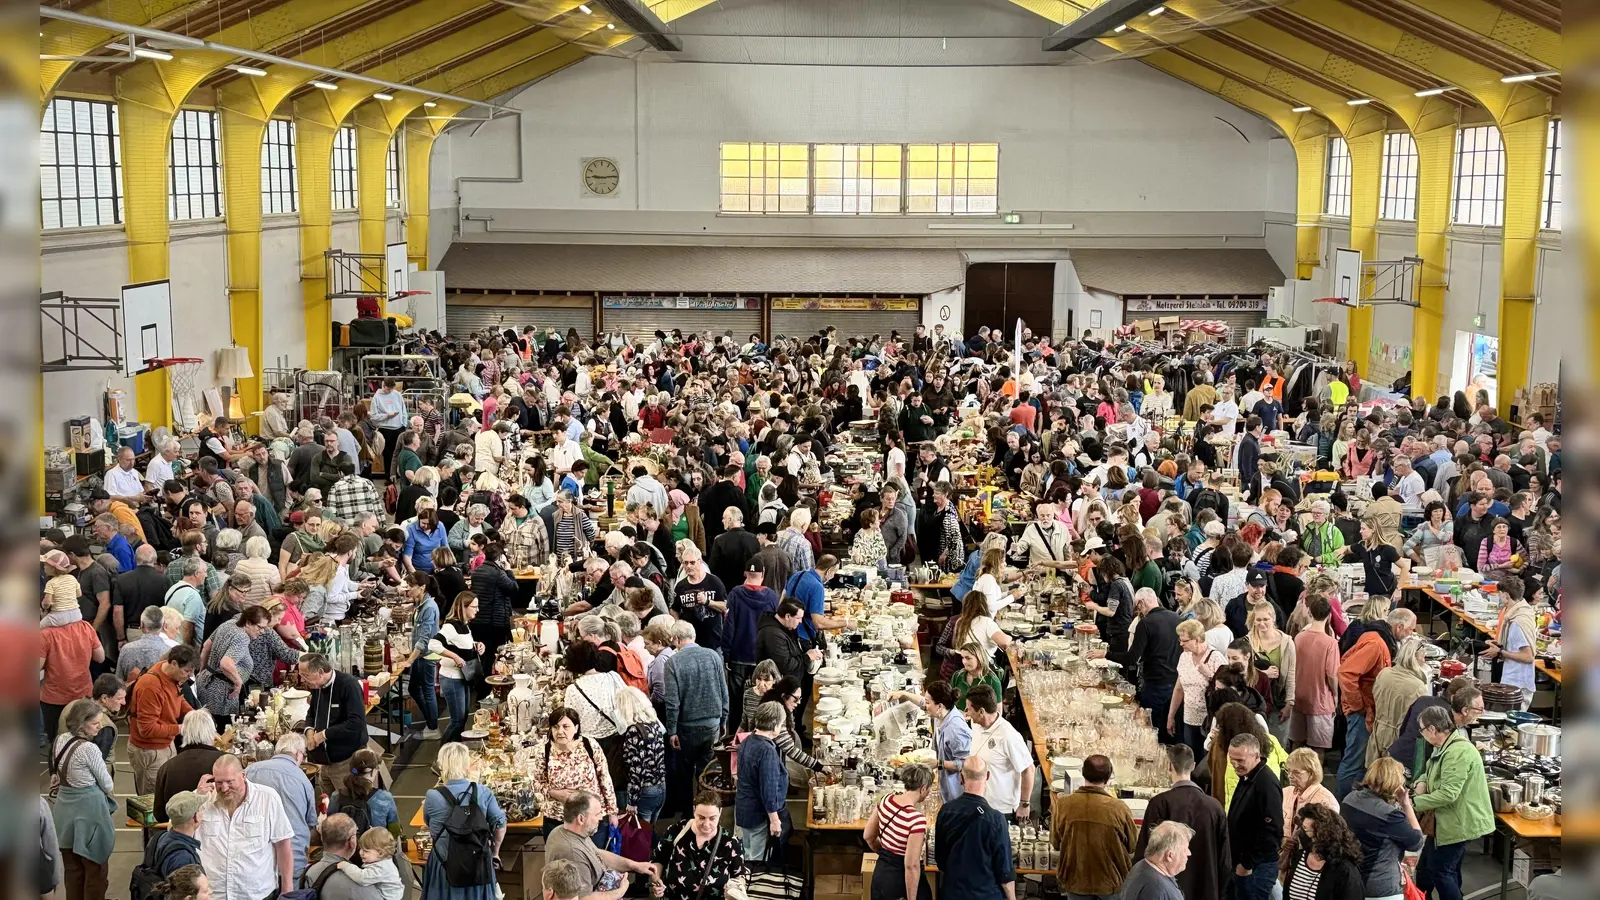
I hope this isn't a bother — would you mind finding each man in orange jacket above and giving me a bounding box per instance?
[1335,608,1415,799]
[129,644,197,796]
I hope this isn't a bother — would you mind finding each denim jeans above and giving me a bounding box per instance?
[1416,838,1468,900]
[631,783,666,822]
[1140,681,1176,745]
[1230,861,1278,900]
[738,809,790,865]
[408,658,439,730]
[441,676,470,743]
[1336,711,1370,799]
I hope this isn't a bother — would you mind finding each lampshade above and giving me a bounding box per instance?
[216,346,254,381]
[228,394,245,419]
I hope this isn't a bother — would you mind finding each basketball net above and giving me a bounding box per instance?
[167,360,204,433]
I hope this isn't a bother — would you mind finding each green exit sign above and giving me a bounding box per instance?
[1003,213,1021,224]
[1473,313,1485,328]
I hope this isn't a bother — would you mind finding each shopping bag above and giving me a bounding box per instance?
[617,812,654,863]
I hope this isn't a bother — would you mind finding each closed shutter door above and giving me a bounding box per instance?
[770,308,921,341]
[1122,303,1266,346]
[446,302,593,339]
[604,307,763,342]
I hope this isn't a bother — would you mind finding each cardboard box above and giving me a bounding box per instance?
[1157,316,1180,329]
[815,852,864,875]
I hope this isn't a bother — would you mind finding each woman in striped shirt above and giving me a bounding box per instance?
[553,490,598,556]
[864,763,934,900]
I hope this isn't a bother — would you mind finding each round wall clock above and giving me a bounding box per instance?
[583,157,620,196]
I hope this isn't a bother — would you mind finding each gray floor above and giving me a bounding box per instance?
[48,726,1536,900]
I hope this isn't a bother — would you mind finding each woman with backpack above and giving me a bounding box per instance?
[532,707,618,839]
[422,742,507,900]
[326,748,400,836]
[563,641,628,790]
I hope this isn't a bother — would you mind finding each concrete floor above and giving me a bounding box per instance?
[48,726,1537,900]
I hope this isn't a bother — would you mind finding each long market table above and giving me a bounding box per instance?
[1495,811,1561,900]
[1397,575,1562,686]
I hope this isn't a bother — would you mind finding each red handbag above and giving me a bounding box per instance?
[1402,867,1424,900]
[617,812,655,863]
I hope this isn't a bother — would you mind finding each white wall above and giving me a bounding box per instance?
[1366,228,1418,388]
[451,55,1281,215]
[261,221,306,374]
[923,285,963,337]
[1530,245,1571,386]
[1441,233,1502,394]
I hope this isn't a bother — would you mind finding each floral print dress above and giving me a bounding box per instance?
[532,736,617,821]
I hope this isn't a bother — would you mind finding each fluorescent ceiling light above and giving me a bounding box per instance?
[1113,24,1127,32]
[423,101,438,108]
[578,3,591,11]
[372,92,394,101]
[1347,97,1373,105]
[1148,6,1166,15]
[310,80,338,90]
[606,22,615,28]
[1292,105,1312,112]
[131,46,173,60]
[1414,87,1449,97]
[1501,71,1556,83]
[227,63,266,76]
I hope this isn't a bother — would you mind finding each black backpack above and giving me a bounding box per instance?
[129,837,187,900]
[437,784,495,887]
[138,505,178,553]
[334,792,373,837]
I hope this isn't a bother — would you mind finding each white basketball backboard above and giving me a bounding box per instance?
[1332,248,1363,307]
[121,279,173,376]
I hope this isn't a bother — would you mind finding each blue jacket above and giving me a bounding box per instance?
[950,551,984,602]
[106,534,135,573]
[934,792,1015,900]
[725,585,779,664]
[411,596,440,653]
[734,734,788,829]
[150,830,203,877]
[402,523,448,572]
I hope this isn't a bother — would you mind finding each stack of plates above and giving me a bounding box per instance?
[816,697,845,716]
[815,667,850,685]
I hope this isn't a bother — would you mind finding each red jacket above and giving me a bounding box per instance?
[1337,630,1392,721]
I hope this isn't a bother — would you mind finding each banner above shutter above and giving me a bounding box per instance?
[439,244,964,295]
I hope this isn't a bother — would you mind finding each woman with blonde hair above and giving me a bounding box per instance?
[422,743,507,900]
[1282,746,1338,832]
[297,553,340,623]
[1171,619,1226,759]
[1343,758,1425,900]
[947,588,1012,677]
[950,642,1003,711]
[615,686,667,822]
[1368,636,1431,766]
[1194,599,1231,655]
[1247,601,1296,745]
[971,547,1026,617]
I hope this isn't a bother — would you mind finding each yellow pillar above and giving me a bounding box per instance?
[295,88,375,370]
[356,98,429,315]
[1411,126,1455,401]
[219,72,310,426]
[1345,130,1384,376]
[1292,134,1327,280]
[1496,115,1548,416]
[402,111,459,270]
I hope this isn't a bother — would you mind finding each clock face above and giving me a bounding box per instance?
[583,158,620,196]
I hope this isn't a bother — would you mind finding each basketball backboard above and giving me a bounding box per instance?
[121,279,173,376]
[1332,248,1362,307]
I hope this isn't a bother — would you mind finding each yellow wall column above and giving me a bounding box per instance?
[1292,134,1328,280]
[1411,126,1455,401]
[403,112,458,270]
[219,72,309,425]
[294,88,374,369]
[355,99,429,314]
[1345,129,1384,376]
[115,53,231,427]
[1496,114,1548,415]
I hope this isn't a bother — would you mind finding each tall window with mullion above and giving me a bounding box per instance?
[1378,132,1418,221]
[385,134,403,209]
[906,143,999,214]
[330,124,358,211]
[39,97,125,230]
[813,143,903,215]
[1324,137,1352,217]
[1541,119,1561,230]
[261,119,299,215]
[1451,125,1505,227]
[168,109,222,221]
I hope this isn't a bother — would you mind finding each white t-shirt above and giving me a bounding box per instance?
[964,615,1003,662]
[886,447,906,482]
[146,455,175,490]
[197,782,295,900]
[971,716,1033,814]
[1212,400,1240,436]
[1501,622,1535,694]
[549,440,581,474]
[972,575,1013,617]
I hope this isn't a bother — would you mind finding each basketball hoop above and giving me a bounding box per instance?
[1313,297,1359,309]
[154,357,205,433]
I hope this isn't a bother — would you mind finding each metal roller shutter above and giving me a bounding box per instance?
[446,298,593,339]
[603,307,763,342]
[771,308,921,341]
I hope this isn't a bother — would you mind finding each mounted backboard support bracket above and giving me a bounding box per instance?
[1316,251,1421,310]
[325,249,388,300]
[40,291,124,372]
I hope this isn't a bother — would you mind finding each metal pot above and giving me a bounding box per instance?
[1517,723,1561,757]
[1491,781,1524,813]
[1520,773,1547,807]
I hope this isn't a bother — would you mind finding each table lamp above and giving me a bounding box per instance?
[216,345,254,421]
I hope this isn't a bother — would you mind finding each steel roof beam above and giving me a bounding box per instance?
[594,0,682,51]
[1042,0,1167,52]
